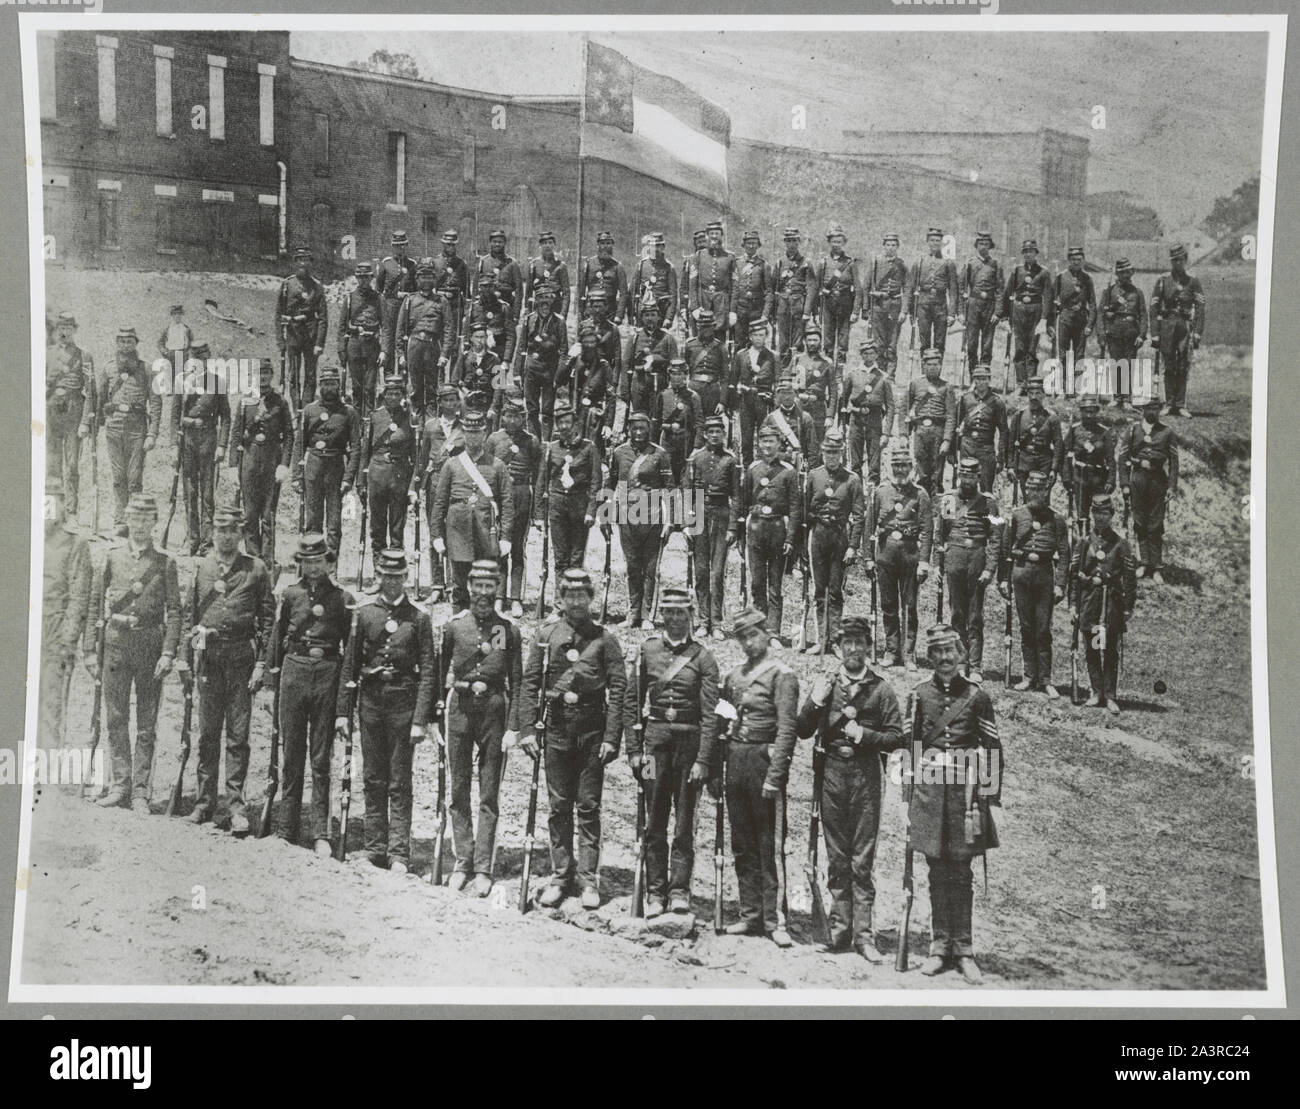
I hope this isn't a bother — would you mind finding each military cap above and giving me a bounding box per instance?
[1024,470,1051,490]
[55,311,77,328]
[489,228,507,240]
[840,615,872,640]
[757,425,781,441]
[748,318,768,334]
[259,357,275,372]
[560,568,594,595]
[586,288,608,303]
[803,324,822,339]
[627,411,651,426]
[668,357,688,372]
[45,474,63,498]
[296,533,330,560]
[442,230,460,243]
[729,607,767,637]
[552,398,575,420]
[883,232,900,245]
[293,246,313,260]
[317,365,341,383]
[693,228,708,242]
[1114,257,1133,273]
[576,322,598,340]
[504,397,527,412]
[1021,239,1038,252]
[703,415,725,431]
[826,223,847,240]
[596,231,614,245]
[821,427,846,449]
[391,230,409,245]
[972,364,991,378]
[468,559,501,583]
[1169,243,1188,260]
[926,624,961,651]
[1067,246,1085,260]
[478,272,498,287]
[377,549,408,575]
[921,347,943,365]
[469,323,488,335]
[382,373,405,391]
[1141,395,1163,408]
[438,383,460,399]
[659,587,691,610]
[534,287,556,303]
[212,505,241,528]
[1077,394,1101,408]
[696,310,715,325]
[354,261,375,277]
[1025,375,1045,393]
[775,371,796,389]
[958,457,980,475]
[890,443,913,464]
[116,326,139,341]
[538,231,556,243]
[974,231,994,246]
[650,232,665,246]
[460,410,487,432]
[638,301,661,316]
[1090,493,1115,513]
[416,262,435,277]
[926,227,944,239]
[126,493,158,516]
[742,229,761,245]
[859,339,879,355]
[782,227,801,240]
[706,220,724,233]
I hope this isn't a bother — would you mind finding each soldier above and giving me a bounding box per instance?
[740,426,800,645]
[487,397,541,616]
[624,588,721,916]
[627,302,680,416]
[866,445,933,669]
[1118,395,1180,582]
[39,475,91,751]
[762,372,817,466]
[802,427,864,654]
[631,231,679,327]
[541,398,599,578]
[178,505,274,832]
[276,246,329,408]
[953,364,1007,496]
[337,549,435,873]
[998,470,1069,696]
[903,348,957,496]
[338,261,384,415]
[960,231,1005,371]
[687,415,740,639]
[577,231,630,323]
[521,568,626,909]
[797,615,904,959]
[376,230,418,376]
[171,341,230,556]
[1053,246,1097,375]
[453,323,504,423]
[557,320,615,451]
[862,232,913,380]
[1097,258,1147,408]
[1070,494,1137,714]
[733,230,773,342]
[466,272,516,373]
[731,317,779,467]
[653,358,703,482]
[691,220,737,343]
[815,225,859,368]
[474,228,523,323]
[47,311,91,519]
[937,458,1004,682]
[524,231,571,322]
[716,607,799,946]
[584,290,624,397]
[293,366,360,560]
[269,533,354,854]
[681,307,725,420]
[417,384,466,604]
[681,227,708,337]
[84,494,182,811]
[359,374,417,571]
[440,559,523,895]
[397,262,454,422]
[1007,376,1065,496]
[1002,239,1052,391]
[1062,394,1116,533]
[431,229,472,354]
[520,288,568,443]
[605,411,674,629]
[838,338,894,485]
[430,409,514,610]
[228,359,293,564]
[772,227,817,365]
[911,227,960,357]
[91,326,161,537]
[789,323,836,451]
[908,624,1002,983]
[1149,243,1206,418]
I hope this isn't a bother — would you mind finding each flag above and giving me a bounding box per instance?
[582,41,730,207]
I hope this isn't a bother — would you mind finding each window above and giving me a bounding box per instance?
[258,64,275,147]
[422,212,438,235]
[203,190,234,256]
[154,185,176,253]
[97,181,121,250]
[313,113,330,175]
[463,133,476,194]
[37,33,56,120]
[96,35,117,129]
[388,132,406,207]
[258,195,279,258]
[154,45,173,137]
[207,55,226,141]
[354,208,371,230]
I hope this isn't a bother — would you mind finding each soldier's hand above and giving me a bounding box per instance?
[78,424,89,440]
[864,559,876,575]
[761,783,780,801]
[433,537,447,556]
[598,743,618,766]
[978,569,993,586]
[334,716,351,739]
[154,654,174,681]
[410,723,426,744]
[341,481,353,497]
[628,754,645,779]
[845,721,865,742]
[406,489,417,507]
[313,345,324,357]
[725,530,737,548]
[1149,335,1159,351]
[782,541,793,558]
[502,730,519,753]
[585,514,596,528]
[499,539,512,557]
[520,733,538,759]
[275,464,290,484]
[997,582,1010,600]
[1053,585,1065,603]
[849,313,859,325]
[84,653,99,680]
[811,674,833,707]
[248,662,265,694]
[844,547,858,566]
[937,443,949,458]
[917,562,930,583]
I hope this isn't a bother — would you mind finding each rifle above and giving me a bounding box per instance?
[869,548,879,666]
[519,641,551,912]
[600,526,613,622]
[1003,470,1019,685]
[1070,565,1083,706]
[895,690,918,971]
[647,528,670,626]
[335,608,362,861]
[166,625,201,817]
[162,429,183,550]
[83,613,107,799]
[1098,580,1110,705]
[936,548,945,622]
[258,596,286,837]
[1001,323,1013,395]
[713,702,735,934]
[630,644,647,917]
[357,482,369,591]
[807,741,830,945]
[738,525,749,608]
[795,530,811,650]
[430,650,450,885]
[535,488,551,620]
[88,376,101,533]
[773,782,788,934]
[1122,487,1132,533]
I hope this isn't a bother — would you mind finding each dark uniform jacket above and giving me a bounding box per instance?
[440,610,524,733]
[625,635,720,757]
[741,457,801,534]
[228,389,294,470]
[90,542,182,657]
[719,655,799,788]
[936,490,1004,555]
[631,256,679,320]
[293,398,361,484]
[1117,419,1179,493]
[868,482,933,563]
[95,355,162,440]
[772,253,817,316]
[525,256,571,319]
[688,444,741,518]
[804,464,865,547]
[652,385,704,452]
[339,593,436,722]
[183,552,274,664]
[795,667,904,758]
[430,446,515,560]
[360,405,417,491]
[543,436,601,519]
[955,389,1007,453]
[578,256,630,322]
[1007,406,1065,473]
[999,503,1070,589]
[904,377,958,441]
[487,426,542,489]
[910,255,960,313]
[1063,419,1116,491]
[522,615,626,752]
[276,274,329,350]
[269,576,353,665]
[734,252,773,318]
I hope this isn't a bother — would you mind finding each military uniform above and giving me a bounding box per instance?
[761,390,818,467]
[584,303,623,399]
[772,229,817,364]
[1002,243,1051,389]
[691,237,737,337]
[486,402,542,607]
[1118,405,1179,575]
[730,326,779,467]
[293,369,360,558]
[961,237,1005,369]
[1053,249,1097,367]
[1069,502,1137,704]
[838,346,894,484]
[46,316,91,517]
[520,300,568,442]
[911,232,960,356]
[862,238,913,378]
[789,338,836,451]
[359,381,417,559]
[396,271,455,419]
[740,440,801,637]
[276,251,330,406]
[631,246,679,325]
[682,230,707,336]
[652,373,703,482]
[804,431,864,648]
[525,235,571,321]
[542,403,600,576]
[339,262,384,412]
[40,476,90,749]
[1062,403,1116,526]
[953,371,1007,494]
[92,328,161,531]
[430,233,472,353]
[474,238,523,322]
[903,355,957,495]
[453,340,504,421]
[170,344,231,555]
[681,327,725,420]
[578,239,630,323]
[416,393,466,599]
[1008,385,1065,493]
[466,280,516,370]
[867,455,933,662]
[815,232,859,364]
[606,418,675,625]
[556,343,615,449]
[228,367,294,562]
[687,418,741,630]
[999,474,1069,691]
[629,321,681,415]
[936,468,1004,674]
[1149,244,1206,413]
[733,234,773,340]
[375,238,418,375]
[1098,260,1147,403]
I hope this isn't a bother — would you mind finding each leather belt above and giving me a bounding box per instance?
[1014,552,1052,566]
[412,330,440,341]
[648,713,699,726]
[828,744,863,760]
[705,495,731,507]
[736,729,774,745]
[363,667,416,684]
[288,644,339,661]
[949,538,987,549]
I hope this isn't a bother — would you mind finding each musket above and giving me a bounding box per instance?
[630,645,647,918]
[869,540,879,666]
[1002,471,1019,685]
[647,527,670,626]
[335,607,362,861]
[430,648,450,885]
[357,480,369,591]
[773,779,788,934]
[535,482,551,620]
[83,613,107,799]
[162,428,184,551]
[1070,563,1083,706]
[600,526,613,623]
[895,689,918,972]
[166,623,201,817]
[936,547,945,623]
[519,641,551,912]
[258,595,286,837]
[1098,580,1110,706]
[1001,322,1014,396]
[87,375,101,533]
[1122,486,1132,533]
[713,701,735,934]
[738,525,749,609]
[794,529,811,651]
[807,741,830,945]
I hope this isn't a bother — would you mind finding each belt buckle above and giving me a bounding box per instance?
[254,433,267,444]
[964,538,974,548]
[1028,552,1040,563]
[891,529,903,541]
[761,505,773,516]
[922,418,933,427]
[308,647,324,659]
[664,707,677,722]
[835,745,855,758]
[117,403,130,413]
[563,691,579,705]
[471,681,488,697]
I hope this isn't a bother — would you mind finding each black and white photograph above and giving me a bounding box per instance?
[9,12,1284,1006]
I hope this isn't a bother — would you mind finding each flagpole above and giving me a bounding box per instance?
[575,34,588,330]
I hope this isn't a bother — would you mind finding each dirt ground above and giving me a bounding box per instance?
[18,270,1264,993]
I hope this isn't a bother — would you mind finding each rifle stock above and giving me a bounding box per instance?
[519,642,551,912]
[258,596,286,837]
[84,617,106,798]
[166,654,197,817]
[630,646,648,917]
[431,653,451,885]
[712,731,729,934]
[895,691,918,971]
[162,433,183,550]
[336,608,362,861]
[807,743,830,945]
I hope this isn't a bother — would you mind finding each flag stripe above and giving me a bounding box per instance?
[583,127,728,207]
[633,65,731,147]
[632,96,728,180]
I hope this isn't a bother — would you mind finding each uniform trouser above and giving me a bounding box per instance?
[278,655,339,843]
[550,492,590,577]
[304,453,345,556]
[1083,601,1123,700]
[380,298,402,375]
[38,639,74,751]
[747,517,787,636]
[1129,470,1169,571]
[693,506,730,626]
[1158,317,1192,410]
[1013,456,1054,498]
[359,683,415,863]
[912,425,946,494]
[448,695,506,876]
[773,294,807,364]
[927,855,974,957]
[944,544,988,668]
[809,523,848,644]
[102,631,163,800]
[916,295,948,354]
[726,742,783,933]
[821,296,855,364]
[878,550,918,657]
[1012,563,1056,686]
[48,409,82,517]
[626,370,657,416]
[850,414,885,484]
[959,439,997,496]
[286,342,318,408]
[182,432,218,552]
[424,469,446,591]
[869,298,904,375]
[1067,469,1108,525]
[405,334,443,420]
[105,421,146,527]
[525,369,557,443]
[238,456,279,562]
[734,302,765,346]
[367,463,411,557]
[698,289,733,341]
[193,643,254,817]
[345,335,380,413]
[643,738,700,900]
[1010,304,1042,387]
[964,298,998,368]
[545,717,606,888]
[620,523,664,621]
[822,753,882,948]
[804,396,828,451]
[1103,325,1140,401]
[1055,307,1089,368]
[502,484,531,602]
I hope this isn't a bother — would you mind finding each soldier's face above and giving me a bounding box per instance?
[806,337,821,356]
[777,387,795,408]
[357,275,372,289]
[629,421,648,445]
[670,370,687,390]
[974,378,989,395]
[384,387,404,412]
[841,635,869,670]
[419,279,435,295]
[662,606,690,639]
[470,578,497,615]
[380,570,405,601]
[931,642,961,679]
[259,368,274,393]
[707,231,722,250]
[490,237,506,254]
[1028,390,1044,408]
[706,426,725,449]
[298,555,327,581]
[598,243,613,259]
[443,240,458,256]
[700,324,715,341]
[556,415,575,441]
[56,323,76,344]
[737,625,768,661]
[1080,405,1099,424]
[465,428,486,453]
[470,331,487,352]
[296,263,310,279]
[926,363,942,380]
[540,240,555,257]
[749,331,764,350]
[116,336,137,356]
[1023,250,1037,266]
[1069,259,1083,273]
[503,409,523,432]
[320,378,340,401]
[641,311,660,331]
[393,244,407,258]
[959,473,978,495]
[785,239,799,258]
[563,588,594,622]
[1028,488,1048,508]
[1118,272,1133,286]
[758,437,779,461]
[884,243,898,259]
[654,245,665,260]
[744,241,758,256]
[928,237,943,255]
[822,446,843,469]
[892,461,912,483]
[1093,508,1114,530]
[213,523,240,557]
[829,236,846,253]
[126,512,155,545]
[581,337,599,359]
[441,396,461,418]
[537,300,553,316]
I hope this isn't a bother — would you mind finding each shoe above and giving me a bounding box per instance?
[363,579,381,594]
[1043,684,1060,701]
[815,941,850,955]
[920,955,948,976]
[620,615,639,629]
[1160,405,1172,417]
[539,882,566,908]
[1151,570,1165,585]
[1176,408,1192,418]
[905,654,917,672]
[771,929,793,949]
[184,808,211,825]
[229,812,250,836]
[711,629,725,641]
[448,871,470,893]
[580,886,601,910]
[645,896,665,918]
[510,601,523,618]
[131,798,151,816]
[473,873,493,898]
[314,839,332,858]
[1106,698,1121,716]
[668,892,691,914]
[1135,565,1146,579]
[724,921,761,937]
[957,956,983,984]
[389,859,408,876]
[803,642,821,655]
[428,589,445,605]
[1086,693,1104,708]
[854,938,885,964]
[367,854,388,869]
[1012,678,1033,692]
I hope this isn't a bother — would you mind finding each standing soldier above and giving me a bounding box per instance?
[1053,246,1096,375]
[416,384,466,603]
[178,505,274,832]
[688,415,740,639]
[39,475,91,751]
[772,227,817,366]
[487,397,541,616]
[1070,494,1137,714]
[454,323,504,424]
[863,232,913,380]
[716,607,799,946]
[730,316,779,467]
[911,228,960,358]
[376,230,417,376]
[1097,258,1147,408]
[521,569,626,909]
[474,229,523,325]
[337,549,435,873]
[627,302,679,417]
[838,337,894,485]
[1007,376,1065,496]
[802,427,864,654]
[520,288,568,443]
[998,470,1069,696]
[276,246,329,408]
[789,324,836,451]
[359,374,417,574]
[681,227,708,337]
[815,225,859,370]
[1002,239,1051,392]
[441,560,523,895]
[681,307,725,419]
[960,232,1005,372]
[796,616,904,960]
[627,588,721,916]
[1118,395,1180,582]
[269,533,354,855]
[557,322,615,455]
[953,365,1007,497]
[652,358,703,483]
[732,230,773,341]
[740,426,800,646]
[902,348,957,496]
[47,311,91,519]
[84,494,182,811]
[1149,243,1206,418]
[762,372,818,465]
[1062,394,1116,533]
[936,458,1004,682]
[577,231,630,324]
[293,366,360,561]
[228,359,293,564]
[91,326,161,538]
[466,273,516,374]
[339,261,384,415]
[430,409,514,610]
[541,399,600,578]
[691,221,738,344]
[605,411,674,629]
[584,291,624,398]
[631,231,679,327]
[524,231,571,322]
[866,445,933,669]
[431,229,472,356]
[397,262,454,422]
[908,624,1003,984]
[171,341,230,556]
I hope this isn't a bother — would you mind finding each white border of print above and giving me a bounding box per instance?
[12,10,1287,1008]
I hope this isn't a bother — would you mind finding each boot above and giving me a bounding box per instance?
[854,937,885,964]
[920,955,948,976]
[473,874,493,898]
[447,871,470,893]
[957,956,983,984]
